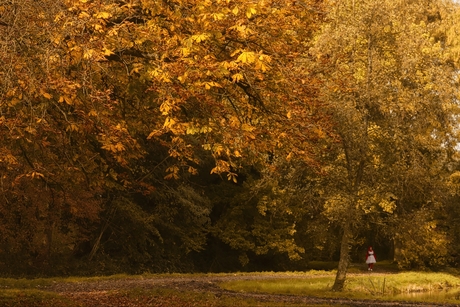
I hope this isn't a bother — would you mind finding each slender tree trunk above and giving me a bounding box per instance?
[89,203,116,261]
[332,220,352,291]
[393,236,402,264]
[331,31,372,292]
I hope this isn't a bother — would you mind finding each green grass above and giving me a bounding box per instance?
[220,271,460,304]
[347,271,460,294]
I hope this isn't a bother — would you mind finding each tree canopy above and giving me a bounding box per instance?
[1,0,460,288]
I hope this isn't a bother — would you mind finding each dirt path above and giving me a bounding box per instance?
[44,274,460,307]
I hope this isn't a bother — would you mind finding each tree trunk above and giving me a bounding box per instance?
[332,221,352,291]
[393,235,402,264]
[89,203,116,261]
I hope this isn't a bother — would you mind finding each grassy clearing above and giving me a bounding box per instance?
[220,271,460,305]
[1,270,459,306]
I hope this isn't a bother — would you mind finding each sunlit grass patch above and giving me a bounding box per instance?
[221,277,363,300]
[346,272,460,294]
[225,277,334,294]
[220,271,460,304]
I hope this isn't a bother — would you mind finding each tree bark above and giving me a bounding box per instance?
[89,203,116,261]
[393,235,402,264]
[332,221,351,291]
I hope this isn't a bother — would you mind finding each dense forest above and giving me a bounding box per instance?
[2,0,460,290]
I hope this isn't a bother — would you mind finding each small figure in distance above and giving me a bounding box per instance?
[366,246,376,271]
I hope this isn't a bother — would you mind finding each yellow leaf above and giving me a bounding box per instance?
[192,33,210,43]
[166,165,179,173]
[232,6,239,15]
[147,130,163,139]
[42,92,52,99]
[200,126,212,133]
[186,126,199,135]
[229,116,240,127]
[103,48,114,56]
[164,173,179,180]
[227,173,238,183]
[313,127,326,138]
[66,123,79,132]
[181,47,191,57]
[83,49,95,59]
[114,143,125,152]
[204,81,222,89]
[9,98,20,107]
[63,96,74,105]
[237,51,256,64]
[231,73,244,82]
[79,11,90,19]
[212,144,225,155]
[93,24,103,31]
[255,60,269,72]
[241,123,255,132]
[160,101,172,115]
[25,126,37,135]
[163,117,176,128]
[31,172,45,179]
[165,165,180,179]
[246,7,256,18]
[52,36,62,45]
[96,12,111,19]
[211,13,225,20]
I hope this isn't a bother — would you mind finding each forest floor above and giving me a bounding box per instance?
[38,273,460,307]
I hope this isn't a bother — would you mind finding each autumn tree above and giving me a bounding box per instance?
[0,0,334,273]
[0,0,108,272]
[312,0,459,290]
[48,0,332,267]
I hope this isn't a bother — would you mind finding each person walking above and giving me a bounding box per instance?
[366,246,376,271]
